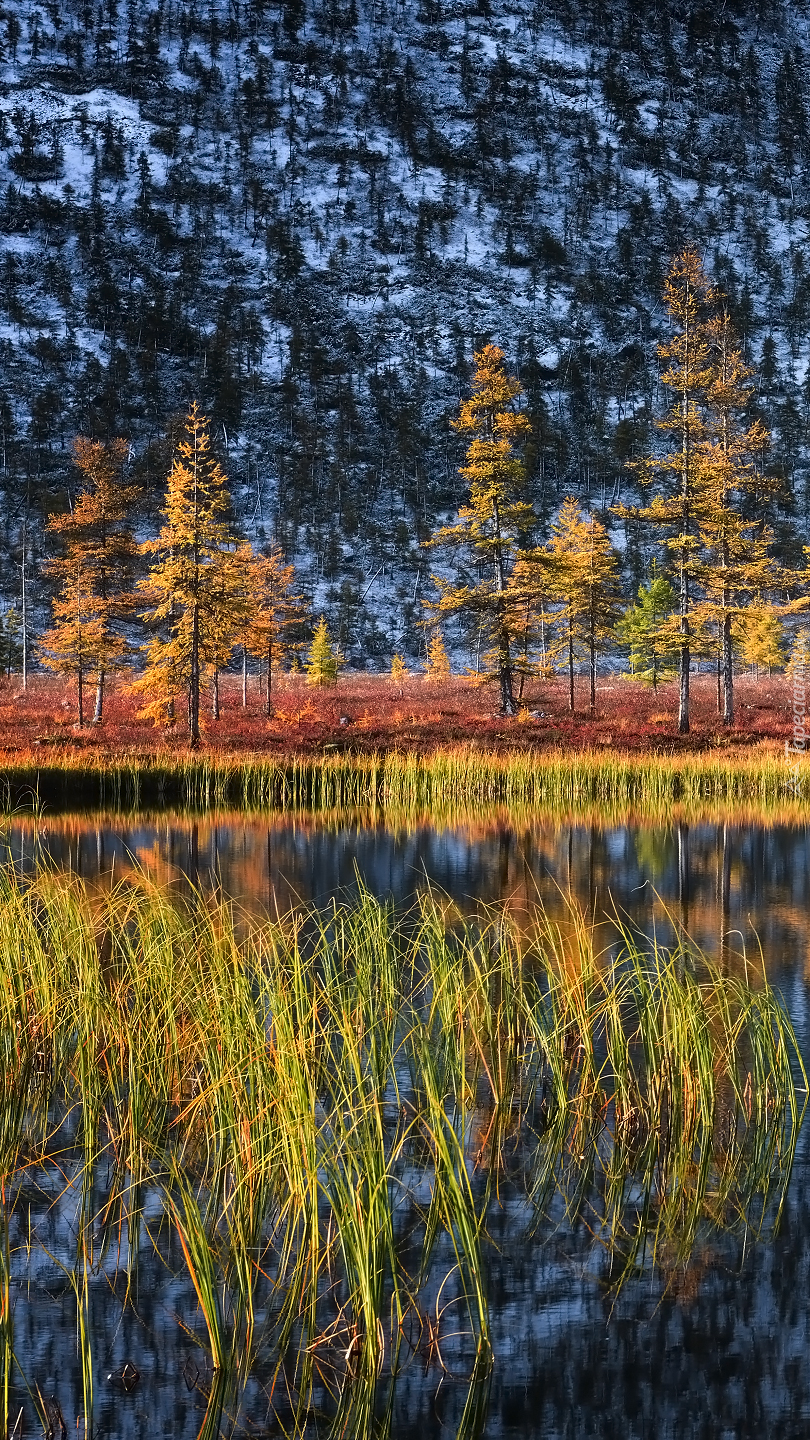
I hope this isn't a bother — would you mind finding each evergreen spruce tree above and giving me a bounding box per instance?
[425,345,533,715]
[0,607,22,680]
[305,616,339,686]
[134,404,239,745]
[616,564,679,689]
[787,627,810,679]
[40,437,136,724]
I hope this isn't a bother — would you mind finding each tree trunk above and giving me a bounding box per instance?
[722,612,733,725]
[242,646,247,708]
[568,618,574,712]
[189,603,200,746]
[716,652,722,713]
[265,638,273,715]
[589,633,596,711]
[93,668,104,724]
[77,663,84,727]
[212,667,219,719]
[491,500,516,715]
[500,664,516,715]
[678,640,690,733]
[678,557,690,733]
[498,620,516,715]
[20,538,26,692]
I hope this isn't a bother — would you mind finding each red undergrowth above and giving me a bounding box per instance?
[0,671,794,763]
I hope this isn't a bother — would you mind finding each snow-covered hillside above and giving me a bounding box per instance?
[1,0,809,661]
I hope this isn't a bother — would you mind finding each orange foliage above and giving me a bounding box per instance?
[0,669,798,764]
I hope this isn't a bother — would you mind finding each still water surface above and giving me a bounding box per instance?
[5,810,810,1438]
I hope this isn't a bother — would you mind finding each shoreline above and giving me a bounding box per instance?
[0,745,805,817]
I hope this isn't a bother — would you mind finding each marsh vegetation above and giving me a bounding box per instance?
[0,861,801,1436]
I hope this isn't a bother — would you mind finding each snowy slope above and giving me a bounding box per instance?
[1,0,809,662]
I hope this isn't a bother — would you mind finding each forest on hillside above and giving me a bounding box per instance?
[22,251,810,745]
[3,0,810,670]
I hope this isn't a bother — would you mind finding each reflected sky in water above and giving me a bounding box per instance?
[5,809,810,1437]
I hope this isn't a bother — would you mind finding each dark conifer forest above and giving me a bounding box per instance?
[3,0,810,673]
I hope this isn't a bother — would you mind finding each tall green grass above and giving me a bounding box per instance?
[0,866,802,1434]
[0,746,807,820]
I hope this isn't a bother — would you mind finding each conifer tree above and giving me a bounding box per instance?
[616,564,679,689]
[40,437,136,724]
[134,404,239,745]
[617,250,716,733]
[40,565,108,726]
[424,629,450,680]
[390,653,408,693]
[737,607,788,677]
[206,546,252,719]
[305,616,339,686]
[244,545,301,713]
[787,627,810,679]
[425,345,533,715]
[545,498,622,712]
[693,306,784,724]
[0,607,22,680]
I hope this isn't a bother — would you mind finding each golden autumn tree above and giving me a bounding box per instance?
[242,545,302,713]
[737,606,788,677]
[425,345,533,715]
[424,628,451,680]
[206,544,253,719]
[543,497,622,711]
[134,404,240,746]
[692,307,797,724]
[40,437,137,724]
[305,616,340,686]
[616,250,717,733]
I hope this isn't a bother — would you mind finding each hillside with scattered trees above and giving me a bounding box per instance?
[3,0,810,687]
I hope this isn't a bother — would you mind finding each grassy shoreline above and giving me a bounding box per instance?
[0,745,805,818]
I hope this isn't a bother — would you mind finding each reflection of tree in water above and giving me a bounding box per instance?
[6,812,810,981]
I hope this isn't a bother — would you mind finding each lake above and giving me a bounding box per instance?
[2,808,810,1439]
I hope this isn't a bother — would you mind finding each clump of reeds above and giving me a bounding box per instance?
[0,866,802,1434]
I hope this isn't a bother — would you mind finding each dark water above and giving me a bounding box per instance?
[5,810,810,1439]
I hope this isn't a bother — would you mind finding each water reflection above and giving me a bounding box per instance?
[4,809,810,1438]
[9,811,810,985]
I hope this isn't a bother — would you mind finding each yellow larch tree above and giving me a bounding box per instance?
[736,606,788,677]
[206,544,253,719]
[243,545,302,713]
[543,497,622,711]
[134,404,240,746]
[616,249,717,733]
[693,306,793,723]
[424,628,451,680]
[425,344,533,715]
[40,437,137,725]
